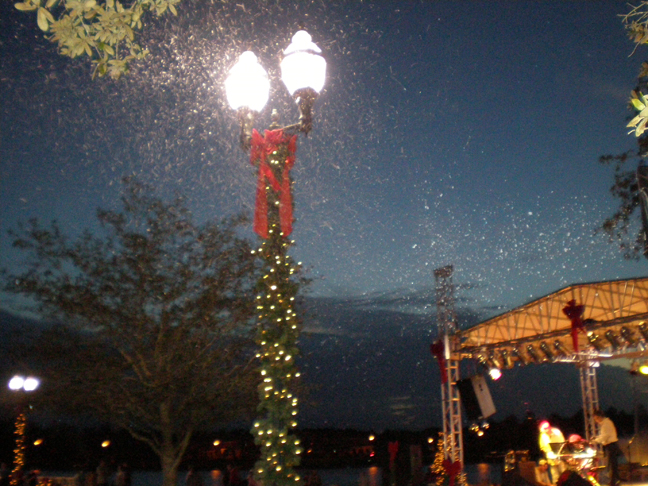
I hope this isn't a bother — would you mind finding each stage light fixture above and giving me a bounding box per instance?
[553,340,569,358]
[620,326,636,346]
[587,332,605,351]
[539,341,554,360]
[639,361,648,375]
[604,330,622,350]
[511,347,528,365]
[475,353,488,369]
[638,322,648,342]
[501,349,514,369]
[488,352,502,370]
[526,344,543,363]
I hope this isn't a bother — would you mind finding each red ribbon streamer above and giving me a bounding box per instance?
[250,129,297,239]
[430,340,447,384]
[388,441,399,469]
[442,460,462,486]
[562,299,585,353]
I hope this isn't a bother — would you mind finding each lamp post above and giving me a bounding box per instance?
[225,29,326,486]
[8,376,39,486]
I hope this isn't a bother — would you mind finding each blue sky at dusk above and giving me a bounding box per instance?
[1,1,648,430]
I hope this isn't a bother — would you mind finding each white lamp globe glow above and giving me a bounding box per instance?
[280,30,326,95]
[8,376,24,390]
[225,51,270,113]
[23,377,40,391]
[488,368,502,381]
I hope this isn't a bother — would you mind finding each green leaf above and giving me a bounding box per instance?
[641,92,648,107]
[169,3,176,15]
[636,117,648,137]
[37,7,50,31]
[14,2,37,11]
[632,98,646,111]
[628,115,643,128]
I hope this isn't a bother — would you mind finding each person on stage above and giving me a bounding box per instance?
[592,409,622,486]
[535,459,553,486]
[538,420,565,485]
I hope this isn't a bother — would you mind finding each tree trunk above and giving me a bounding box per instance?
[160,400,180,486]
[161,449,179,486]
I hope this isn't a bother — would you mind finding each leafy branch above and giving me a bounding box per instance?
[15,0,181,79]
[622,3,648,135]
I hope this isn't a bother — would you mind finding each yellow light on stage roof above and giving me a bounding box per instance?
[213,440,221,446]
[639,363,648,375]
[101,440,111,448]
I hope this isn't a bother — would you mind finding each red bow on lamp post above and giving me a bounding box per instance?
[442,460,462,486]
[430,340,447,384]
[388,441,399,469]
[562,300,585,353]
[250,128,297,239]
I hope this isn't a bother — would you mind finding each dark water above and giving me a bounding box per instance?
[42,464,500,486]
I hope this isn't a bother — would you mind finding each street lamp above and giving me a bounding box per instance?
[225,28,326,486]
[8,375,39,486]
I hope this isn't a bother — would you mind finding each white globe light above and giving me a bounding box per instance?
[8,376,24,390]
[280,30,326,95]
[23,377,40,391]
[488,368,502,381]
[225,51,270,113]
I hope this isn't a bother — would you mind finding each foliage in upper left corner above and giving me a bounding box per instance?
[14,0,181,79]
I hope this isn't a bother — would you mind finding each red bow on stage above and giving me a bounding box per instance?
[442,460,462,486]
[388,441,399,469]
[250,128,297,239]
[430,340,447,384]
[562,299,585,353]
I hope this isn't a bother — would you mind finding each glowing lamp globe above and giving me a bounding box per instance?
[280,30,326,95]
[23,376,40,391]
[225,51,270,113]
[23,377,39,391]
[8,376,24,390]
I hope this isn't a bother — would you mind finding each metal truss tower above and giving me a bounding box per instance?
[434,266,464,469]
[579,362,600,441]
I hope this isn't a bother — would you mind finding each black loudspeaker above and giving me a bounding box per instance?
[559,471,591,486]
[457,375,496,420]
[457,378,481,420]
[502,471,535,486]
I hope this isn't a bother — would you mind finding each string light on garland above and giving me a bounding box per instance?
[10,413,26,486]
[429,432,446,486]
[251,212,303,485]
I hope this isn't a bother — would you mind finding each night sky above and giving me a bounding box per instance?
[1,1,648,431]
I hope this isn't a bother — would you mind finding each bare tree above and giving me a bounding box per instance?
[3,178,261,486]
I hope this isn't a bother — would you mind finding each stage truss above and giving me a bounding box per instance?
[436,276,648,469]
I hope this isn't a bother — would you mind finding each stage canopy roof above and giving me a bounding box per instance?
[457,277,648,365]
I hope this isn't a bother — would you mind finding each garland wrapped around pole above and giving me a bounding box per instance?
[250,127,303,486]
[10,412,27,486]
